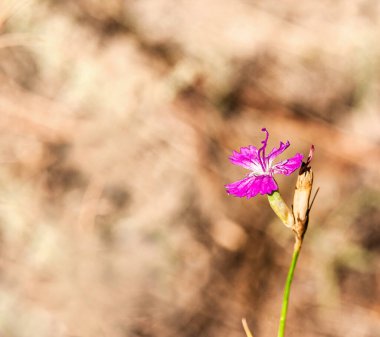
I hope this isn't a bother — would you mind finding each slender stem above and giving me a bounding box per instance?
[242,318,254,337]
[277,240,302,337]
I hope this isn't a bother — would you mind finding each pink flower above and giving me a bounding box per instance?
[225,128,303,198]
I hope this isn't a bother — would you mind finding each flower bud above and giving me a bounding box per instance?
[292,146,314,241]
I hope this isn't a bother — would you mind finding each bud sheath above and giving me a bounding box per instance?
[292,165,313,240]
[267,191,294,228]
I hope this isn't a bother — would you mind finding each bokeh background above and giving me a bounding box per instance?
[0,1,380,336]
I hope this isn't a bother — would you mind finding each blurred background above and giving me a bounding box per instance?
[0,1,379,336]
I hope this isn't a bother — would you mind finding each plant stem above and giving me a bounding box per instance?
[277,239,302,337]
[242,318,254,337]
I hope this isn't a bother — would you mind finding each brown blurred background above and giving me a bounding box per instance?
[0,1,380,336]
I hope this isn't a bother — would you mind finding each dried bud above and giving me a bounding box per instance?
[292,146,314,241]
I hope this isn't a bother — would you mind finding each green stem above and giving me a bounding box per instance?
[277,240,302,337]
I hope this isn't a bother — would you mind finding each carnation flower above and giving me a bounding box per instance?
[225,128,303,198]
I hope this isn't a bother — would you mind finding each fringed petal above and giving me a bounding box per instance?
[271,153,303,176]
[225,175,278,199]
[266,141,290,166]
[229,145,262,171]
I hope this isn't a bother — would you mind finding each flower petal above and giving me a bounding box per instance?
[266,141,290,166]
[225,174,278,198]
[271,153,303,176]
[229,145,261,170]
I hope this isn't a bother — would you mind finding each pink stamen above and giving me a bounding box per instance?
[258,128,269,171]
